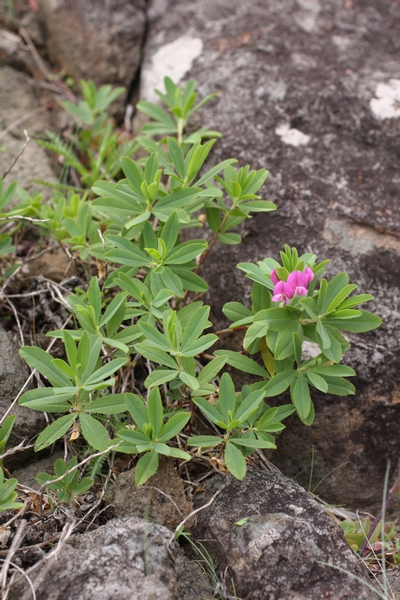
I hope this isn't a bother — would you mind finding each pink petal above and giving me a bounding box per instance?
[288,270,308,289]
[304,266,314,283]
[270,269,280,285]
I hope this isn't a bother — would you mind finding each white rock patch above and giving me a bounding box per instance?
[370,79,400,120]
[275,123,310,147]
[141,36,203,102]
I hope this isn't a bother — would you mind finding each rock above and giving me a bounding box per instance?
[8,517,211,600]
[190,469,372,599]
[0,323,45,469]
[0,66,57,196]
[105,457,194,531]
[139,0,400,513]
[37,0,147,92]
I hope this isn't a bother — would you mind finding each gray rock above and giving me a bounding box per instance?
[8,517,211,600]
[0,66,57,195]
[105,457,194,531]
[190,469,373,599]
[37,0,147,92]
[140,0,400,513]
[0,323,45,468]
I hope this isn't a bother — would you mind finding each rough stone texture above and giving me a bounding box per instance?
[190,469,373,599]
[8,517,211,600]
[141,0,400,513]
[105,457,194,530]
[0,66,56,195]
[0,324,45,468]
[37,0,147,91]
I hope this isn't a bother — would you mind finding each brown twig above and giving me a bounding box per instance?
[0,519,27,589]
[2,130,31,180]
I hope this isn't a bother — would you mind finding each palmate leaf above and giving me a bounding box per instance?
[214,350,268,378]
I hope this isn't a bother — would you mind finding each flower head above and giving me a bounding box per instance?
[287,270,308,296]
[272,280,295,304]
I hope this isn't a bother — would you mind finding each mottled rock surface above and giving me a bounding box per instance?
[190,469,373,599]
[105,457,194,530]
[140,0,400,512]
[37,0,147,92]
[0,66,56,194]
[8,517,211,600]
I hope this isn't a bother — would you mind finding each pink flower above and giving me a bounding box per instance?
[272,281,295,304]
[304,266,314,283]
[287,271,308,296]
[270,269,280,285]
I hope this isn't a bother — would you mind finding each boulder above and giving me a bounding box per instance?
[190,469,373,599]
[36,0,147,92]
[139,0,400,513]
[8,517,211,600]
[105,457,194,531]
[0,66,57,195]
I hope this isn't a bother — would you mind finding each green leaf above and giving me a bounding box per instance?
[251,283,272,312]
[166,240,207,265]
[158,412,191,442]
[224,442,246,480]
[229,437,275,449]
[170,268,208,293]
[263,370,296,397]
[18,388,73,412]
[291,373,311,420]
[197,355,227,383]
[323,376,355,396]
[214,350,268,377]
[87,277,102,322]
[311,365,355,377]
[254,308,298,332]
[316,319,331,350]
[181,333,217,357]
[217,232,241,245]
[239,200,276,212]
[168,137,186,179]
[84,357,127,387]
[179,371,199,390]
[147,387,163,437]
[19,346,72,387]
[138,322,174,351]
[135,451,159,485]
[135,344,178,370]
[306,370,328,393]
[219,373,236,421]
[322,310,382,333]
[181,305,211,350]
[222,302,252,323]
[125,393,147,428]
[145,369,179,388]
[86,394,128,414]
[234,389,265,423]
[80,413,110,451]
[187,435,222,448]
[192,397,225,427]
[35,414,77,451]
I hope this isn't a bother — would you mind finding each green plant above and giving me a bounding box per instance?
[36,456,94,504]
[11,76,381,487]
[0,470,23,513]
